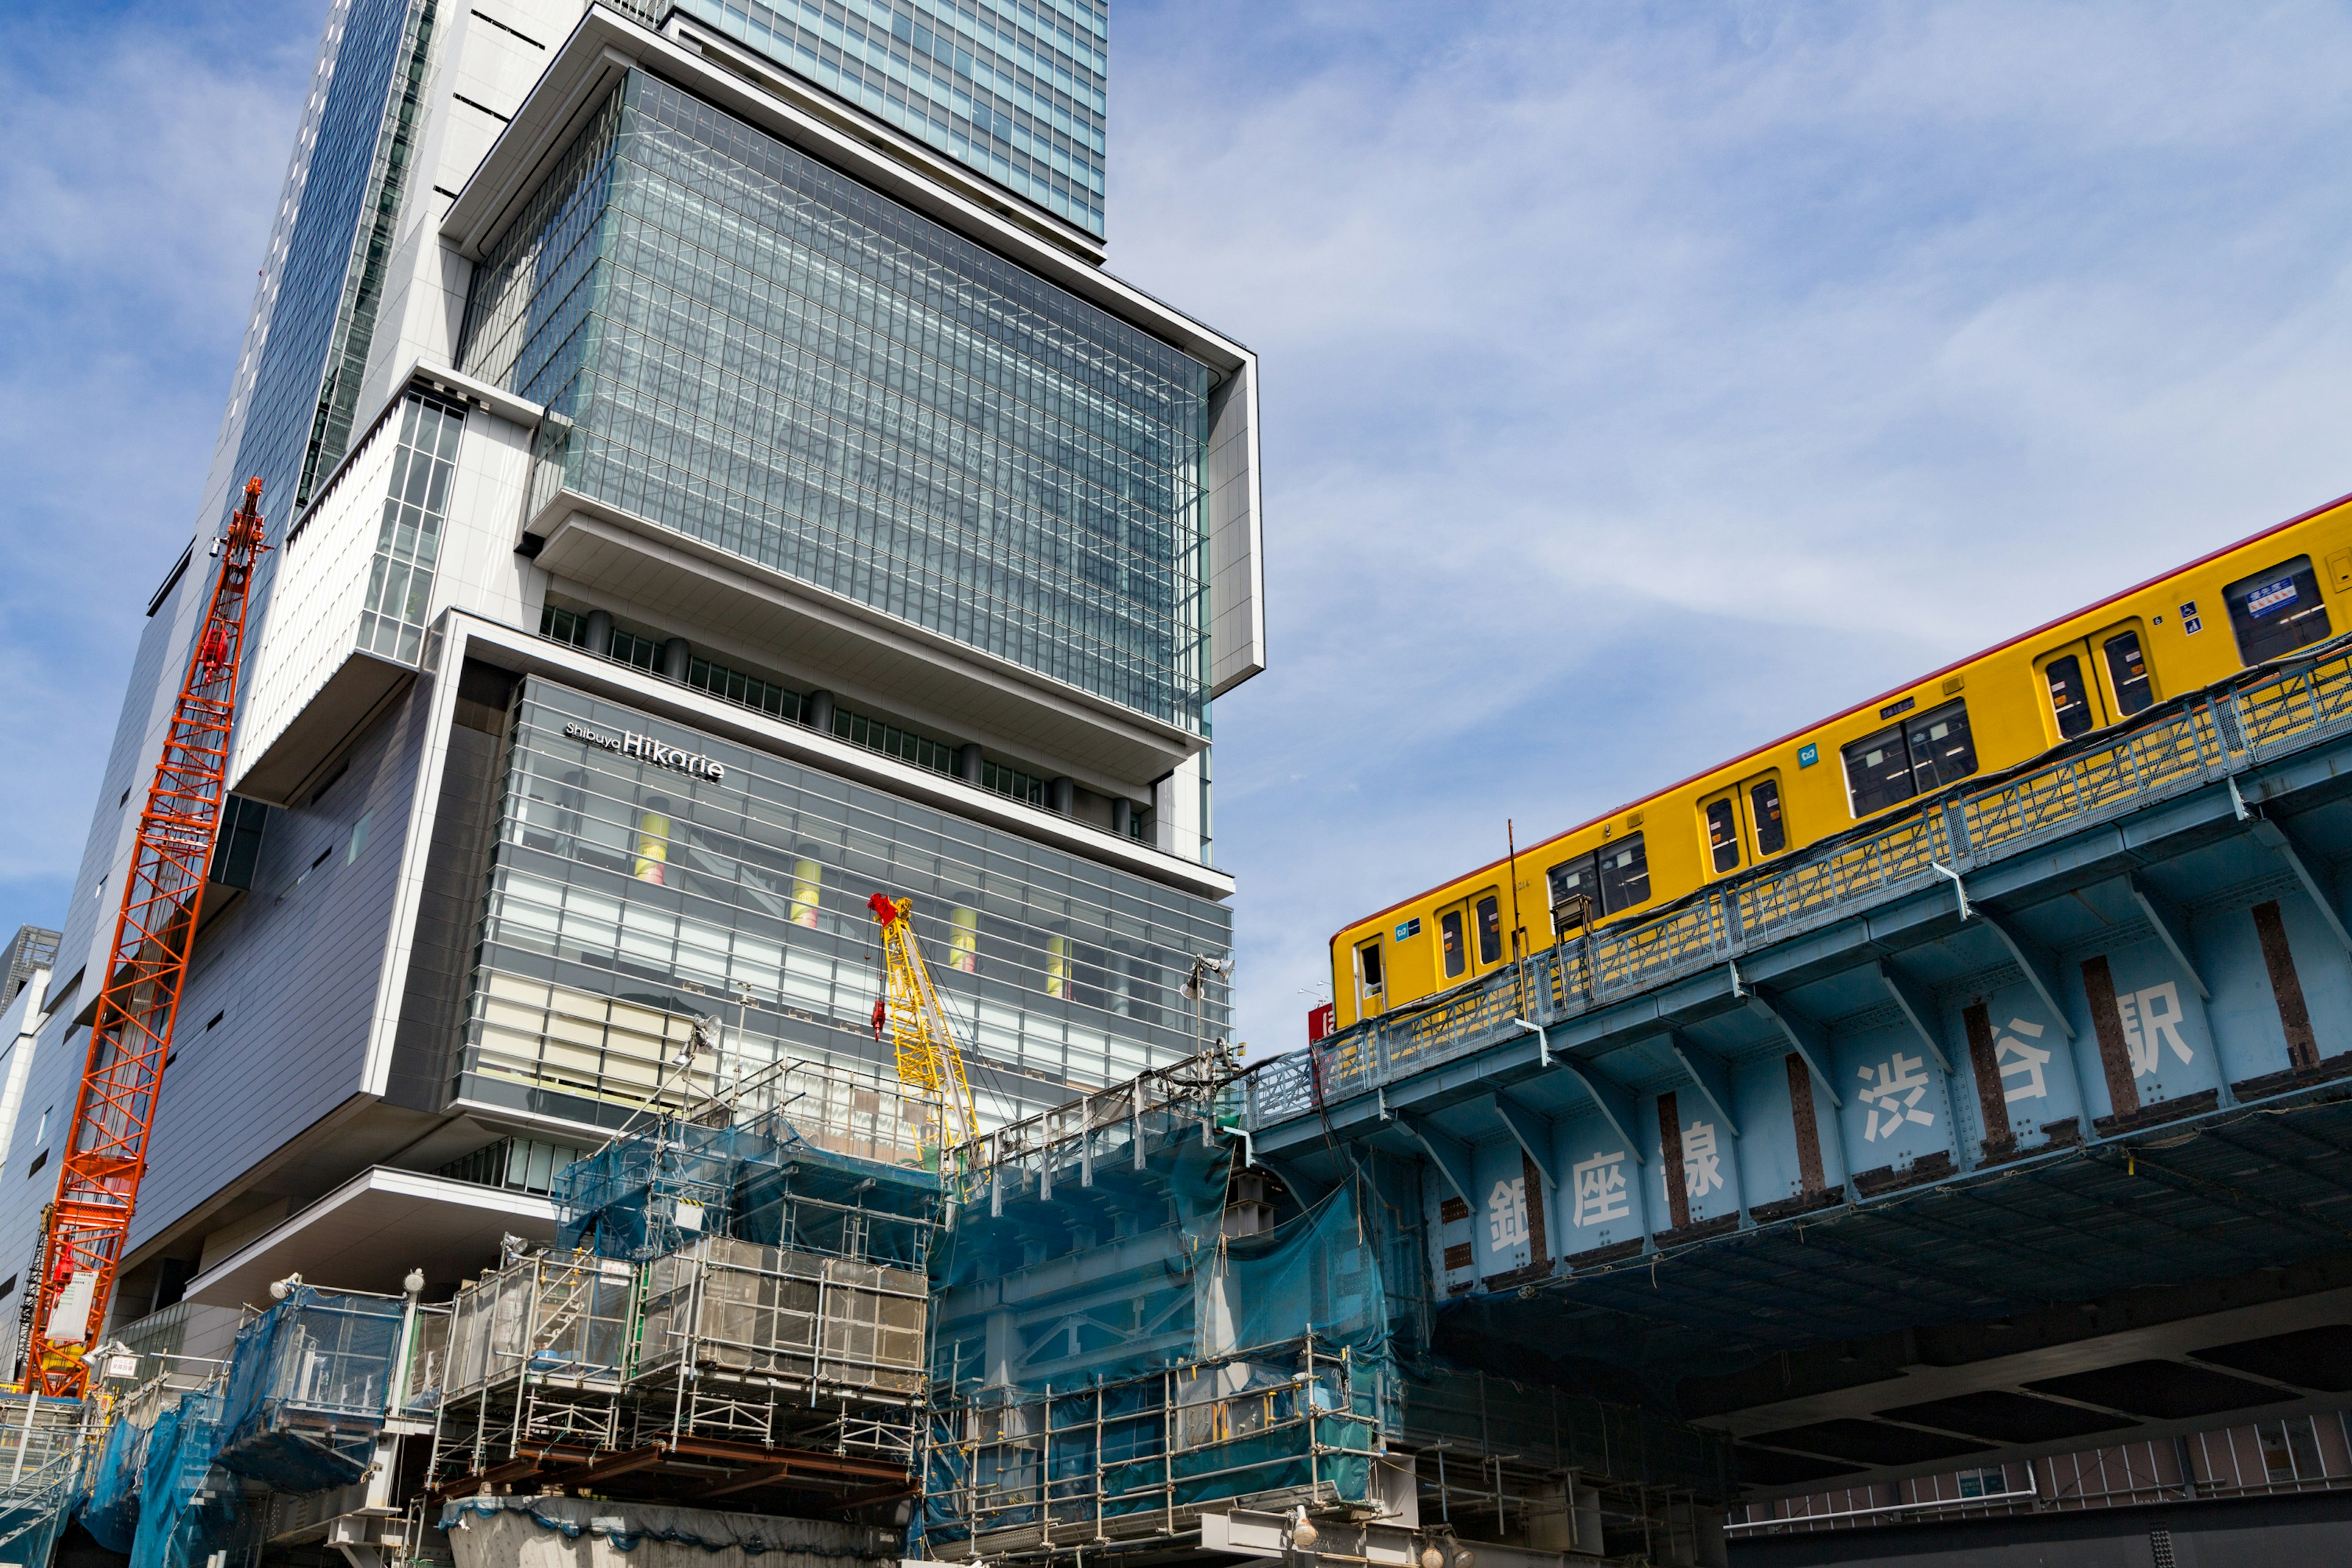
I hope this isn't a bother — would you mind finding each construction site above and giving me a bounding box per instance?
[11,1,2352,1567]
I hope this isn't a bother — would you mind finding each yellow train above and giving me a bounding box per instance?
[1324,489,2352,1033]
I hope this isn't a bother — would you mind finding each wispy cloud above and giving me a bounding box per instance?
[1109,1,2352,1052]
[0,2,314,918]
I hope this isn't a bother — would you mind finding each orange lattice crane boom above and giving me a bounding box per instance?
[867,894,981,1150]
[23,478,269,1396]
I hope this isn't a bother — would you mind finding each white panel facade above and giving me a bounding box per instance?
[1207,356,1266,697]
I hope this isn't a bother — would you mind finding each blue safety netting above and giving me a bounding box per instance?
[77,1400,153,1552]
[922,1085,1393,1552]
[214,1285,404,1492]
[555,1118,772,1261]
[556,1110,940,1265]
[126,1389,238,1568]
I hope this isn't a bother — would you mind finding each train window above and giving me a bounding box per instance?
[1843,700,1977,816]
[1907,700,1978,790]
[1357,940,1384,995]
[1548,858,1597,933]
[1476,895,1503,964]
[2103,630,2154,715]
[1598,834,1651,911]
[1440,908,1466,979]
[1704,799,1739,873]
[2043,654,2095,739]
[1843,724,1915,815]
[2225,556,2332,665]
[1751,779,1786,856]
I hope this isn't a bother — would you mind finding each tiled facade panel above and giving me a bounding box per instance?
[127,683,436,1251]
[458,73,1214,732]
[459,677,1232,1134]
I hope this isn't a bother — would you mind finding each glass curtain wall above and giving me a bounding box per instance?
[653,0,1109,238]
[456,71,1214,733]
[458,679,1231,1132]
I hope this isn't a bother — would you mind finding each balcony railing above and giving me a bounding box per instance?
[1246,635,2352,1129]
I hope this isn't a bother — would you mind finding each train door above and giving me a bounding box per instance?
[2087,620,2157,720]
[2035,639,2110,744]
[1698,789,1743,878]
[1474,889,1506,967]
[1436,898,1472,984]
[1745,771,1789,859]
[1355,937,1386,1017]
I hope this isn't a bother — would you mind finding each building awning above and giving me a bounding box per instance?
[183,1167,558,1308]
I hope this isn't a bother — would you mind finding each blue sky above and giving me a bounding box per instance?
[7,1,2352,1058]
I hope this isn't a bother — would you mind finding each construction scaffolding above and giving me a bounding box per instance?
[429,1085,941,1513]
[0,1394,85,1568]
[922,1049,1736,1564]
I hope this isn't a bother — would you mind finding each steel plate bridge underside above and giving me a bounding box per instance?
[1242,649,2352,1499]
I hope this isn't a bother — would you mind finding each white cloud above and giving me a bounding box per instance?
[0,5,311,905]
[1107,1,2352,1054]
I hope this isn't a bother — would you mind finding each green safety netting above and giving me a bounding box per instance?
[214,1285,405,1492]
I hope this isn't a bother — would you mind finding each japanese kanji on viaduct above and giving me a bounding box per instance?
[1240,639,2352,1499]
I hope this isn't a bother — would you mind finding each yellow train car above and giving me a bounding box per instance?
[1326,490,2352,1033]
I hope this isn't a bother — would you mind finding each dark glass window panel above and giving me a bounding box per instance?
[1906,700,1978,791]
[1598,835,1650,913]
[1547,857,1596,929]
[1358,941,1383,992]
[2104,631,2154,716]
[2044,654,2095,739]
[1844,724,1917,816]
[2225,556,2332,665]
[1476,895,1502,965]
[1439,910,1466,979]
[1705,798,1739,873]
[1751,780,1786,856]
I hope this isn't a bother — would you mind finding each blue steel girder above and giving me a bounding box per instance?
[2124,872,2209,1000]
[1487,1093,1557,1194]
[1876,959,1953,1073]
[2247,813,2352,954]
[1968,899,2078,1041]
[1559,1055,1646,1164]
[1664,1031,1740,1136]
[1741,988,1840,1108]
[1398,1110,1477,1207]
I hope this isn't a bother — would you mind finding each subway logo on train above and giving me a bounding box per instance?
[1324,493,2352,1033]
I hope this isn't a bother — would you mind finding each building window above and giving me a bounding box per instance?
[459,74,1210,733]
[2225,556,2332,665]
[356,394,464,665]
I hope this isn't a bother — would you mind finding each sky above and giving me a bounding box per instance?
[7,1,2352,1060]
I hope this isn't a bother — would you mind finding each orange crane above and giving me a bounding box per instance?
[22,479,268,1396]
[866,894,981,1150]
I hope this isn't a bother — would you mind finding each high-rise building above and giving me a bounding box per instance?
[2,0,1259,1363]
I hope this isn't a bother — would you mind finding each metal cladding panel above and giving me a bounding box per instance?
[126,680,436,1253]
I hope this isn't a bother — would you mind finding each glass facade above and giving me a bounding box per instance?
[630,0,1107,237]
[458,72,1215,733]
[358,394,464,662]
[458,678,1231,1132]
[225,0,434,540]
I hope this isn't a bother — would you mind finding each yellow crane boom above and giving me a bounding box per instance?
[867,894,981,1149]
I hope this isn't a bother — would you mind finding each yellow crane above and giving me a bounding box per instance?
[867,894,981,1150]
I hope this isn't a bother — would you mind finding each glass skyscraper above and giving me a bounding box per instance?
[0,0,1260,1375]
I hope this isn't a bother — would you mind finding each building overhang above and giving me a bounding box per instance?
[181,1166,558,1308]
[530,494,1204,786]
[444,611,1238,901]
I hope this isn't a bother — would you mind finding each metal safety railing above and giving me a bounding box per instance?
[1248,636,2352,1128]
